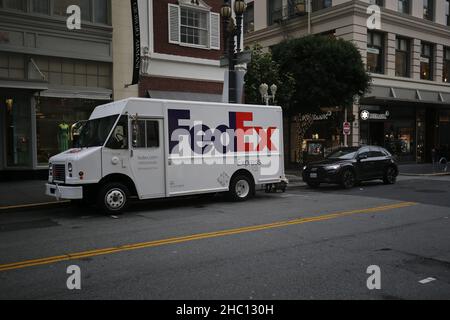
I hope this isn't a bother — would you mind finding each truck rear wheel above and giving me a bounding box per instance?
[98,183,130,214]
[229,175,255,202]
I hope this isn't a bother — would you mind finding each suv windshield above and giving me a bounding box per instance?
[326,147,360,160]
[76,115,119,148]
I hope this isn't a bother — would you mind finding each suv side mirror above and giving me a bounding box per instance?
[357,153,368,161]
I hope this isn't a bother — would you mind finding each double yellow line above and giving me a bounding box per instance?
[0,201,416,273]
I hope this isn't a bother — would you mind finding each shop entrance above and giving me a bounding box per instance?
[360,121,384,147]
[0,92,32,168]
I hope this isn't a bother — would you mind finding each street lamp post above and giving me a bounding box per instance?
[221,0,246,104]
[259,83,278,106]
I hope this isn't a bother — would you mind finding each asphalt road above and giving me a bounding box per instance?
[0,176,449,300]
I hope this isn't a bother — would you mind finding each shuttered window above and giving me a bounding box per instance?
[168,3,220,50]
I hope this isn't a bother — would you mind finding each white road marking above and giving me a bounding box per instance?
[419,277,436,284]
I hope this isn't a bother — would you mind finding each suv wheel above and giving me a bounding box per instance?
[383,167,397,185]
[341,170,356,189]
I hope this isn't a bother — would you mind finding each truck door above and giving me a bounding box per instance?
[102,115,131,180]
[130,118,166,199]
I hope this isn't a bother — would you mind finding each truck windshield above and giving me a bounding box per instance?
[76,115,119,148]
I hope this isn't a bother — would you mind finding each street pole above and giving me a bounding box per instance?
[307,0,312,34]
[221,0,246,104]
[344,106,348,147]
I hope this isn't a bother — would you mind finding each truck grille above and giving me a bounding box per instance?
[53,164,66,182]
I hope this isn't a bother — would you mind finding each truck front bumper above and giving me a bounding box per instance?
[46,183,83,200]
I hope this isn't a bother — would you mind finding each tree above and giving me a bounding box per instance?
[244,44,295,108]
[272,35,371,164]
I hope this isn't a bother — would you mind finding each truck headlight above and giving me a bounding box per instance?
[68,163,73,173]
[49,163,53,176]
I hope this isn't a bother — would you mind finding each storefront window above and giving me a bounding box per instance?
[35,97,107,166]
[360,106,416,162]
[367,31,384,74]
[1,95,32,167]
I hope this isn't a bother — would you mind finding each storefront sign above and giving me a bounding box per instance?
[303,111,333,121]
[367,47,380,55]
[130,0,141,86]
[360,110,390,121]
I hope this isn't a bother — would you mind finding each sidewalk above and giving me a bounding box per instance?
[0,180,68,211]
[398,163,450,176]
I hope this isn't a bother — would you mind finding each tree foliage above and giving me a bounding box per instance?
[272,35,371,115]
[244,44,295,107]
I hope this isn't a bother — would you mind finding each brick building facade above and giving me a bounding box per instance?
[137,0,226,102]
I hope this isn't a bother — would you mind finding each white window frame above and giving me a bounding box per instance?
[167,0,220,51]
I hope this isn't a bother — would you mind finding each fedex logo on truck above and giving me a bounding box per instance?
[168,109,278,156]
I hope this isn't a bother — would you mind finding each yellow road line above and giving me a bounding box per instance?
[0,201,417,272]
[0,201,70,212]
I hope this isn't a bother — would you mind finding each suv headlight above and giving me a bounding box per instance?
[68,163,73,173]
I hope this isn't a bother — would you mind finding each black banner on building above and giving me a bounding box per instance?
[130,0,141,86]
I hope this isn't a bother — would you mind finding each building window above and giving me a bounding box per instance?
[0,52,25,80]
[423,0,434,21]
[168,2,220,50]
[31,0,49,14]
[444,47,450,83]
[244,2,254,33]
[268,0,282,25]
[398,0,410,14]
[53,0,91,21]
[311,0,332,12]
[0,0,26,11]
[367,31,384,74]
[396,37,410,77]
[94,0,109,24]
[180,7,208,46]
[369,0,384,7]
[420,42,434,80]
[446,0,450,26]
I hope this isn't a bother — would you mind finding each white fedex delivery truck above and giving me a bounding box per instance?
[46,98,287,213]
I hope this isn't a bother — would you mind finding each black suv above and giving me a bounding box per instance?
[302,146,398,189]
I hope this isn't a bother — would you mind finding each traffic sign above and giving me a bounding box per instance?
[343,122,351,136]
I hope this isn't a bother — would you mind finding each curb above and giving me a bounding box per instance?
[0,201,71,214]
[400,172,450,177]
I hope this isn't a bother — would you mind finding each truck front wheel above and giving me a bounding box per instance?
[98,183,130,214]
